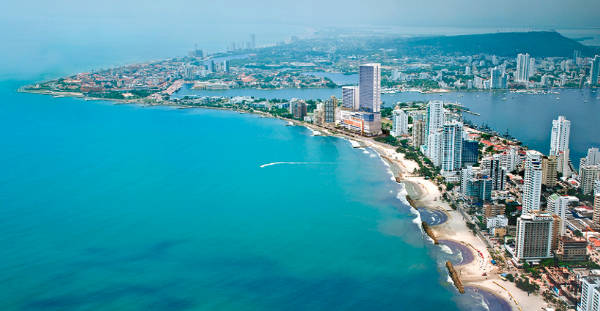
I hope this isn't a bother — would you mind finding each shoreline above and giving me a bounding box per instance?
[22,88,546,310]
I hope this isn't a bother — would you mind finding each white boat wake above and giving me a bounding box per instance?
[259,162,331,168]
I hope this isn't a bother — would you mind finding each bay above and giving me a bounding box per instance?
[174,84,600,166]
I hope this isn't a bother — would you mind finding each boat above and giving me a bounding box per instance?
[286,121,294,126]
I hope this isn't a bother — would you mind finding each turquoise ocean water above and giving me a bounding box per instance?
[8,24,594,309]
[0,79,507,310]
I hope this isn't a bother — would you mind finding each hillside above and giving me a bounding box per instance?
[387,31,598,57]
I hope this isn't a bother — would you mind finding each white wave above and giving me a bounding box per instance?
[369,153,377,158]
[395,184,411,206]
[308,128,322,136]
[348,139,361,148]
[259,162,323,168]
[456,252,464,264]
[440,244,453,254]
[471,290,491,311]
[447,275,455,285]
[362,150,370,154]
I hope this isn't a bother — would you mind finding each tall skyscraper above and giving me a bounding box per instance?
[426,100,444,139]
[578,276,600,311]
[549,115,571,174]
[550,116,571,156]
[591,55,600,86]
[523,150,543,213]
[427,131,443,167]
[358,63,381,113]
[483,155,506,191]
[324,96,337,123]
[528,57,536,78]
[461,140,479,167]
[592,191,600,226]
[342,86,359,111]
[516,53,530,83]
[250,34,256,49]
[515,213,553,262]
[542,155,558,187]
[490,67,504,89]
[581,165,600,195]
[412,119,426,148]
[547,194,568,235]
[441,121,463,173]
[580,147,600,171]
[391,109,408,137]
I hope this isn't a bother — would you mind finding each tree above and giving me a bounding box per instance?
[505,273,514,282]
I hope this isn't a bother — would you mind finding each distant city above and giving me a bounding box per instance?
[18,30,600,311]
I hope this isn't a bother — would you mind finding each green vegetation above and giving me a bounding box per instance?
[515,276,539,295]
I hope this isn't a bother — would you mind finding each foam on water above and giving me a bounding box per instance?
[307,128,322,136]
[348,139,361,148]
[260,161,329,168]
[440,244,453,255]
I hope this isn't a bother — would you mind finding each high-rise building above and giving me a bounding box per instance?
[358,63,381,113]
[549,115,571,174]
[550,116,571,156]
[516,53,531,83]
[461,140,479,167]
[580,147,600,173]
[222,60,229,73]
[515,213,553,262]
[592,191,600,226]
[290,100,307,120]
[324,96,337,124]
[460,166,493,203]
[484,155,506,191]
[490,67,504,89]
[591,55,600,86]
[426,100,445,138]
[523,150,543,213]
[578,276,600,311]
[342,86,359,111]
[427,130,443,167]
[542,155,558,187]
[500,147,521,172]
[412,120,426,148]
[529,57,536,78]
[250,34,256,49]
[441,121,463,173]
[581,165,600,195]
[391,109,409,137]
[547,193,568,235]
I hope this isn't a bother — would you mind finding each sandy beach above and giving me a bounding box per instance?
[315,128,549,311]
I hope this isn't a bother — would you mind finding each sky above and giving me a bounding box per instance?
[1,0,599,79]
[3,0,600,28]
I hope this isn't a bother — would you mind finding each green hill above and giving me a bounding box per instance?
[388,31,598,57]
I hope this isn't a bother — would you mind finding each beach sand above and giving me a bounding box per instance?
[329,131,548,311]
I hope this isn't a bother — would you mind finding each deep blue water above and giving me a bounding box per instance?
[175,84,600,167]
[0,79,512,310]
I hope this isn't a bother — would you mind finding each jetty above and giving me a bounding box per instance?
[446,261,465,294]
[406,195,418,209]
[422,222,438,244]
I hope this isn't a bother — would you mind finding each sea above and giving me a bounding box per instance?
[1,24,598,311]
